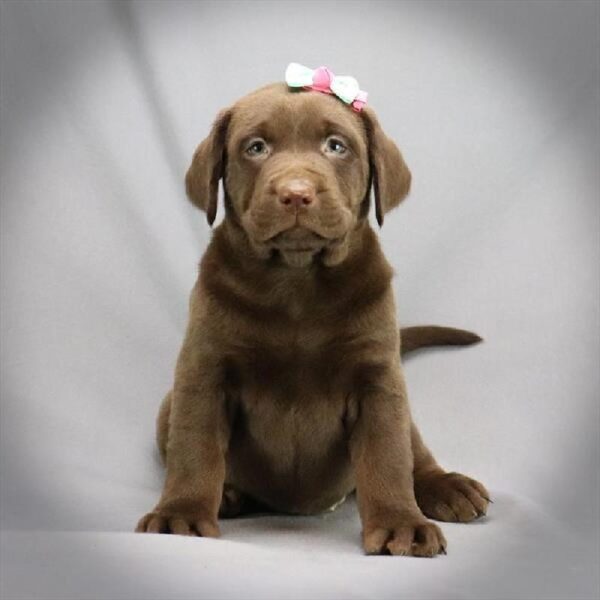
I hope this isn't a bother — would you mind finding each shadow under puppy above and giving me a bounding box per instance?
[136,81,490,557]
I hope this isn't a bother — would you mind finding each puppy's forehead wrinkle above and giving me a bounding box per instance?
[231,86,365,148]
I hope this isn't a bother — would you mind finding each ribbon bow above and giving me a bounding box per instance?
[285,63,368,112]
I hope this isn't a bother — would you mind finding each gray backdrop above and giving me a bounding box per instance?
[1,1,599,599]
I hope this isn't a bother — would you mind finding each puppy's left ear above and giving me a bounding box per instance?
[185,108,232,225]
[361,108,412,226]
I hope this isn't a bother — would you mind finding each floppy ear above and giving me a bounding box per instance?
[361,108,412,226]
[185,108,232,225]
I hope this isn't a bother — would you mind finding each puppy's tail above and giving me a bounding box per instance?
[400,326,482,356]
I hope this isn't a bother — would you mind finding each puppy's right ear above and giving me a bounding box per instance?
[185,108,232,225]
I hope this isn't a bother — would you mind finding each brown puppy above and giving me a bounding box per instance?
[136,83,490,557]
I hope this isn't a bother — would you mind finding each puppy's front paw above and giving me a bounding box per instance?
[135,508,220,537]
[415,471,490,523]
[363,517,447,557]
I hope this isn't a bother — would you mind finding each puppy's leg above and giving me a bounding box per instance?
[157,396,262,521]
[412,421,491,522]
[156,391,172,464]
[136,342,229,537]
[348,365,446,557]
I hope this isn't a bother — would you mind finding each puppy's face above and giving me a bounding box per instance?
[186,83,412,267]
[228,85,368,267]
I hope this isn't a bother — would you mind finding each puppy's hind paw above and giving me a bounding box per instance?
[415,471,490,523]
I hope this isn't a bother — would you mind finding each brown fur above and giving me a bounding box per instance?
[136,83,489,556]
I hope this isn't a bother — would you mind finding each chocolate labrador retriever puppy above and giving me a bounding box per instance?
[136,82,489,556]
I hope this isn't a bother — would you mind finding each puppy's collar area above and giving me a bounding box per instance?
[285,62,368,111]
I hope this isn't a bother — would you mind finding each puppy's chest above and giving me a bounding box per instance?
[224,339,353,480]
[224,336,353,424]
[227,341,345,400]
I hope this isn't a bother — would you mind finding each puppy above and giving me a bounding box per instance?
[136,82,489,557]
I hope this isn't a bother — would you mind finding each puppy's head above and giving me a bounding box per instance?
[186,83,411,267]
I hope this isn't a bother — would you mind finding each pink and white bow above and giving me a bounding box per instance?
[285,63,368,112]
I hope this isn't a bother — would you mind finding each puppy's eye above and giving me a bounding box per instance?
[245,139,269,157]
[324,137,347,155]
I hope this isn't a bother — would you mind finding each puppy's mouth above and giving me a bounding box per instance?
[240,206,354,267]
[263,226,349,268]
[268,225,349,257]
[268,227,329,253]
[242,199,354,247]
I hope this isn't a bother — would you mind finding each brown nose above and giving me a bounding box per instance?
[277,179,316,209]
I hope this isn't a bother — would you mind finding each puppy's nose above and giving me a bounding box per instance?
[278,179,316,209]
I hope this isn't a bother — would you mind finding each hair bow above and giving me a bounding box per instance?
[285,63,368,112]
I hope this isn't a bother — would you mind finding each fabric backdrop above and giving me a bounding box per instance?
[1,1,599,599]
